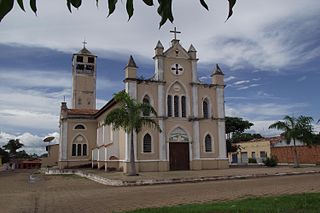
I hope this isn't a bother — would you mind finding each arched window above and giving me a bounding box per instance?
[143,134,152,153]
[72,144,76,156]
[181,96,186,117]
[83,144,87,156]
[205,134,212,152]
[142,95,150,116]
[77,144,82,156]
[72,135,88,157]
[74,124,86,130]
[174,95,179,117]
[203,98,209,119]
[167,95,172,117]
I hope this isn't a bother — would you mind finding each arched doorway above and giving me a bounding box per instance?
[169,127,190,170]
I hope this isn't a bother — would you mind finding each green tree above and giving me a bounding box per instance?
[0,148,10,163]
[269,115,314,168]
[230,132,262,143]
[2,139,24,156]
[105,91,161,176]
[225,116,253,140]
[15,150,30,159]
[225,117,254,153]
[0,0,237,27]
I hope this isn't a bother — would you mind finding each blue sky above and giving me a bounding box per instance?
[0,0,319,154]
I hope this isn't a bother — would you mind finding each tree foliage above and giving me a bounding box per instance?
[225,116,253,138]
[105,91,161,175]
[225,116,255,153]
[2,139,24,155]
[230,132,262,143]
[269,115,314,167]
[0,148,10,163]
[0,0,237,27]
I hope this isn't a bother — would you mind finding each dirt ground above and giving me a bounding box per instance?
[0,170,319,213]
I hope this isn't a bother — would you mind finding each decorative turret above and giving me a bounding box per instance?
[155,40,164,56]
[211,64,224,85]
[188,44,197,59]
[60,102,68,121]
[125,55,137,79]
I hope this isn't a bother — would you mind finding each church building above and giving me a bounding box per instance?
[58,29,228,172]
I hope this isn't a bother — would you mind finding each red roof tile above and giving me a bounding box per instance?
[67,109,99,115]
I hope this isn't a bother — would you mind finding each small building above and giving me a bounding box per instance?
[229,139,271,164]
[15,159,41,169]
[41,144,59,167]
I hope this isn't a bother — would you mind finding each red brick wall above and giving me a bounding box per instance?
[271,145,320,164]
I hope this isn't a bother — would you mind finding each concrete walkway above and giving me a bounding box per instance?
[1,170,320,213]
[45,165,320,186]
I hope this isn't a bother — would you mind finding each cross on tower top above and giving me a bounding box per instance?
[82,39,87,48]
[170,27,181,40]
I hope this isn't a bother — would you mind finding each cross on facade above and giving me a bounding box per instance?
[82,39,87,48]
[170,27,181,40]
[171,63,183,75]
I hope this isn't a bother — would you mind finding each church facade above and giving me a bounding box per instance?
[58,32,228,172]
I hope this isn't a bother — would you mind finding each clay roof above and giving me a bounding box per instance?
[16,159,41,164]
[67,109,99,115]
[267,136,283,145]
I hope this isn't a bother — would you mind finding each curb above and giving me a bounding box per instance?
[44,169,320,187]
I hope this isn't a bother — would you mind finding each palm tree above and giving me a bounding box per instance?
[269,115,314,168]
[105,91,161,176]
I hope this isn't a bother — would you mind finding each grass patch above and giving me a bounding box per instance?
[124,193,320,213]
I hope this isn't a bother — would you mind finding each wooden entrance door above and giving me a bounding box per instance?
[169,142,190,170]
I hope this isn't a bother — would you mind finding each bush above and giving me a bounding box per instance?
[248,158,257,163]
[263,156,278,167]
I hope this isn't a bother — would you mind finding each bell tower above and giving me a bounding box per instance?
[71,41,97,109]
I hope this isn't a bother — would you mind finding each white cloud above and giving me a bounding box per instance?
[225,102,309,120]
[247,120,282,137]
[297,76,307,82]
[237,84,260,90]
[0,0,319,71]
[224,76,236,82]
[0,70,70,88]
[0,131,59,155]
[233,80,250,85]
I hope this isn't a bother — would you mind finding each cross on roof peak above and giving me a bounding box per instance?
[170,27,181,40]
[82,38,87,48]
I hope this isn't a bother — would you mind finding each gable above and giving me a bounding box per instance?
[164,42,190,59]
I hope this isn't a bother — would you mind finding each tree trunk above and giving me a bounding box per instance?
[128,130,137,176]
[293,138,300,168]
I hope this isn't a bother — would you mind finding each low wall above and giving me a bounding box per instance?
[271,145,320,164]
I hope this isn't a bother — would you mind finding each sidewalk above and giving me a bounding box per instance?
[45,165,320,186]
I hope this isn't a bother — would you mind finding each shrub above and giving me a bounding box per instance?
[248,158,257,163]
[263,156,278,167]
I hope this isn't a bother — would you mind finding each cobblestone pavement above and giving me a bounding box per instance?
[0,170,319,213]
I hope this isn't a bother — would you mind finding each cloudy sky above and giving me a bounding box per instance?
[0,0,319,154]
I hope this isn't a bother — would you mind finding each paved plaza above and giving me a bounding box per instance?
[0,167,320,213]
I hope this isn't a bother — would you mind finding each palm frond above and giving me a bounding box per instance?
[268,121,288,131]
